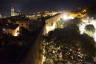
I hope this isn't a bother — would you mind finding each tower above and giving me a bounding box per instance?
[11,7,16,16]
[0,13,2,18]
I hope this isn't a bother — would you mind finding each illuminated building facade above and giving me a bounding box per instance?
[11,7,16,16]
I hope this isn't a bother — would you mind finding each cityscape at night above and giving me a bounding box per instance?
[0,0,96,64]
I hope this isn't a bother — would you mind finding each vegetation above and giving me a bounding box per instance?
[41,22,96,64]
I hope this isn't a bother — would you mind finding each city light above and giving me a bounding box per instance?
[13,26,20,36]
[61,14,74,21]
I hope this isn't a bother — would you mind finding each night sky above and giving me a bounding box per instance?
[0,0,96,15]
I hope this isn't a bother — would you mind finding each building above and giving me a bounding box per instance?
[11,7,23,16]
[2,24,20,36]
[11,7,16,16]
[8,24,20,36]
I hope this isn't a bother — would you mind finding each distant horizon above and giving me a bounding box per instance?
[0,0,96,16]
